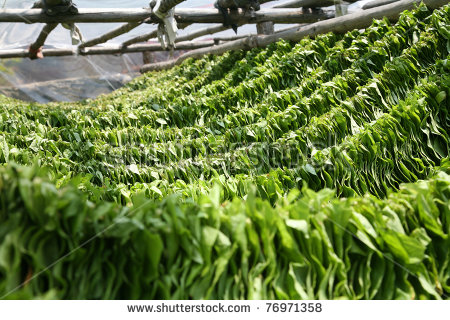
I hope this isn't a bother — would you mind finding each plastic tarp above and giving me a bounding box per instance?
[0,0,215,102]
[0,0,368,102]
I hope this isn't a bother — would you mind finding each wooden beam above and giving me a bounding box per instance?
[84,40,215,55]
[141,0,449,72]
[173,8,334,24]
[141,37,256,72]
[362,0,400,9]
[0,41,215,59]
[257,21,275,35]
[273,0,358,8]
[157,0,186,15]
[0,8,333,24]
[0,8,154,23]
[260,0,276,4]
[29,23,58,51]
[122,29,159,48]
[213,34,252,42]
[275,24,306,32]
[212,24,303,43]
[176,21,277,44]
[0,48,75,59]
[79,21,145,49]
[214,0,274,6]
[29,23,58,59]
[175,24,229,42]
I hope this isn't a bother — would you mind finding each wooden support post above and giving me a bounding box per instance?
[213,24,302,44]
[214,34,251,42]
[256,21,274,35]
[29,23,58,59]
[335,2,349,17]
[121,23,191,48]
[0,48,74,59]
[143,51,154,64]
[79,21,145,49]
[84,41,215,54]
[122,30,159,48]
[157,0,186,15]
[273,0,358,8]
[30,23,58,51]
[173,8,334,24]
[175,24,229,42]
[362,0,400,9]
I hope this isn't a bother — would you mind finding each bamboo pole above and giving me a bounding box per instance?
[122,23,192,48]
[175,24,230,42]
[0,48,74,59]
[212,24,304,43]
[362,0,400,9]
[173,8,334,24]
[0,8,333,24]
[157,0,186,15]
[257,21,275,34]
[141,0,449,72]
[79,21,145,49]
[0,41,215,59]
[275,24,306,32]
[141,36,257,72]
[122,29,159,48]
[214,34,252,42]
[0,8,153,23]
[85,40,214,54]
[273,0,358,8]
[29,23,58,59]
[29,23,58,51]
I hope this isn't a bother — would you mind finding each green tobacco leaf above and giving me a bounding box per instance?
[383,232,426,265]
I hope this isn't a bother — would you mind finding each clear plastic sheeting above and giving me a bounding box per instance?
[0,0,369,102]
[0,73,138,102]
[0,53,142,102]
[0,0,213,102]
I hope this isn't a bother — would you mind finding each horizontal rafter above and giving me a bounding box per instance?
[0,8,153,23]
[362,0,400,9]
[273,0,358,8]
[0,41,215,59]
[174,8,334,24]
[0,8,333,24]
[79,21,145,49]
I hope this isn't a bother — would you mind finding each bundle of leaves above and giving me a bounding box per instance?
[0,3,449,300]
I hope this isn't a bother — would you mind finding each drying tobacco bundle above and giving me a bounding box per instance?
[0,2,449,300]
